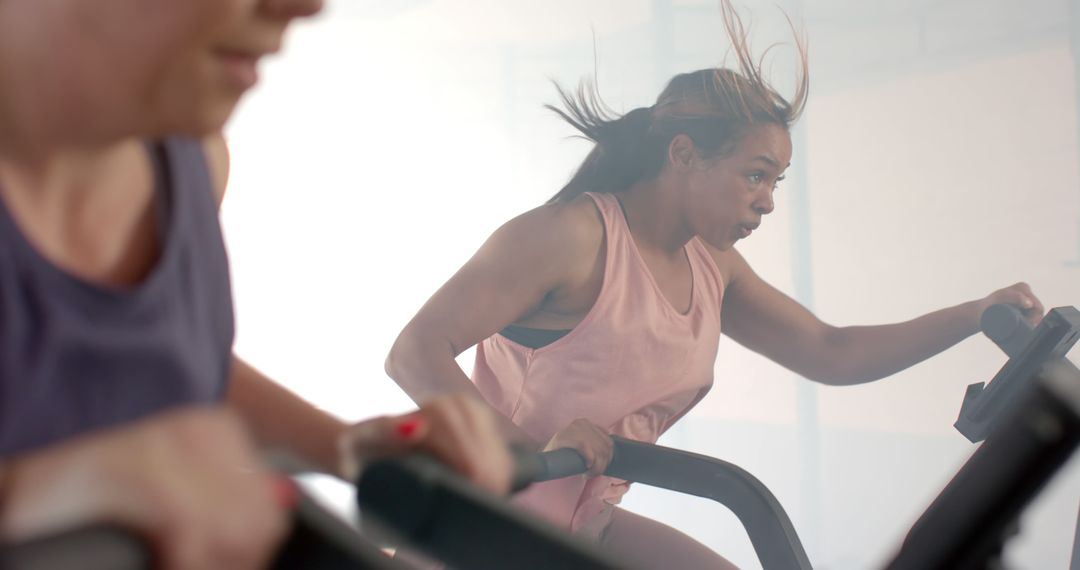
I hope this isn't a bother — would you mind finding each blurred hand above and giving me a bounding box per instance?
[543,418,613,477]
[0,407,288,570]
[339,394,513,495]
[978,282,1046,327]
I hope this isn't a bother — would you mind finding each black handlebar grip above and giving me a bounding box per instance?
[509,447,590,490]
[532,448,589,482]
[510,447,590,490]
[510,447,543,492]
[981,304,1033,359]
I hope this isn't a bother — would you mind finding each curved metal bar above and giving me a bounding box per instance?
[602,436,813,570]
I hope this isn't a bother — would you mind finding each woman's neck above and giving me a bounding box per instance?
[617,179,693,257]
[0,141,149,225]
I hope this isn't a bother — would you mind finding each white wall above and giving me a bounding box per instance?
[221,1,1080,568]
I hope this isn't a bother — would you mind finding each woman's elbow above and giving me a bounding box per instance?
[385,326,454,380]
[383,350,400,382]
[385,329,419,382]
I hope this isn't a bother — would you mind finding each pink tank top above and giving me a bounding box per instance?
[472,192,725,536]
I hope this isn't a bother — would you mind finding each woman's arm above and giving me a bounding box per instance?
[718,248,1045,386]
[0,408,288,570]
[226,357,348,475]
[225,358,514,493]
[386,201,604,449]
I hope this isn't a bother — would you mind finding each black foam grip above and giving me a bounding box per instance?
[533,448,589,482]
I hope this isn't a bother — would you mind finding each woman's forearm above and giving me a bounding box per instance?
[814,300,982,385]
[226,356,349,476]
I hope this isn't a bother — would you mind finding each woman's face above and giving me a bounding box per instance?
[0,0,322,142]
[680,123,792,251]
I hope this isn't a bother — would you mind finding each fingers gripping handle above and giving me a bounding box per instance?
[958,305,1080,443]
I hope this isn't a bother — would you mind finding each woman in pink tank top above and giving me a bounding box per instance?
[387,2,1046,567]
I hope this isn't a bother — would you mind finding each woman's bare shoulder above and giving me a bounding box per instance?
[494,195,605,262]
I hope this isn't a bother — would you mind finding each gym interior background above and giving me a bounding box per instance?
[219,0,1080,567]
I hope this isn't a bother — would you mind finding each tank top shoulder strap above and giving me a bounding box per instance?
[581,191,634,288]
[582,191,629,251]
[157,138,219,234]
[686,236,726,310]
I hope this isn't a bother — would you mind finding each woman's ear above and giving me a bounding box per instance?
[667,134,697,170]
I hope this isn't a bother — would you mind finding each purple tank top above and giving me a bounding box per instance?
[0,138,234,456]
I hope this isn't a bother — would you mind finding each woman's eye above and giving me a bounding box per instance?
[748,173,764,184]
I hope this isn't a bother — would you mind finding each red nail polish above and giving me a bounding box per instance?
[272,476,300,509]
[396,418,425,439]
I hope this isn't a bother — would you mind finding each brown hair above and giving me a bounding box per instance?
[547,0,808,203]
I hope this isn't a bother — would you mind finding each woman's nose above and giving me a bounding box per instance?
[754,189,775,216]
